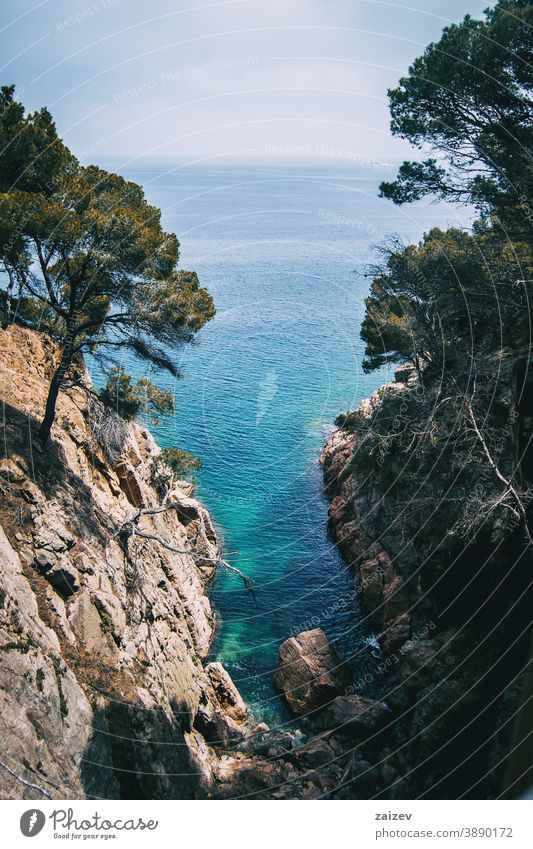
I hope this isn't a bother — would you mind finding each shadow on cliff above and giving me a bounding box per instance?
[1,401,116,549]
[81,698,205,800]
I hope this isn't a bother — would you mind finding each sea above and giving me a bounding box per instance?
[92,158,472,726]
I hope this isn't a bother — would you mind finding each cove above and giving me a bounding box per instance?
[94,159,471,725]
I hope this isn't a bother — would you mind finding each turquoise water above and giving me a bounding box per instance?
[94,160,471,725]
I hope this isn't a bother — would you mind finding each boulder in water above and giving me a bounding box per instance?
[274,628,352,715]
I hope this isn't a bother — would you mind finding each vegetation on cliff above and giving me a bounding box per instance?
[379,0,532,238]
[0,85,215,445]
[349,0,533,558]
[328,0,533,798]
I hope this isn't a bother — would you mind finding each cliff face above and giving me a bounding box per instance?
[4,324,528,801]
[0,325,374,802]
[320,366,533,799]
[320,377,412,659]
[0,325,249,800]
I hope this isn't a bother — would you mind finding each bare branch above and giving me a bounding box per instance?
[0,760,53,799]
[466,401,533,546]
[130,527,192,554]
[110,500,257,597]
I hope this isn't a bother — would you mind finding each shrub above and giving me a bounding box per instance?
[100,366,175,424]
[152,447,202,488]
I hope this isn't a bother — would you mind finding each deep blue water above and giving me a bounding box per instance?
[93,159,471,726]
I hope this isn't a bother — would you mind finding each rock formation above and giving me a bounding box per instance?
[320,377,412,658]
[0,325,371,801]
[2,325,529,801]
[316,366,533,799]
[0,325,247,799]
[274,628,352,715]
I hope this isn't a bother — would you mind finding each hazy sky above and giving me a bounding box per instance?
[2,0,489,164]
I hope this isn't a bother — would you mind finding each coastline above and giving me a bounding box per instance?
[1,323,529,800]
[0,324,379,800]
[0,324,251,799]
[317,366,532,799]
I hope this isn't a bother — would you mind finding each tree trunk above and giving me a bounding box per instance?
[37,364,64,445]
[38,347,76,445]
[38,315,78,445]
[2,267,14,330]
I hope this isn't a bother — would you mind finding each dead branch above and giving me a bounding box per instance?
[131,527,192,554]
[218,558,257,600]
[466,401,533,546]
[0,760,53,799]
[109,501,257,597]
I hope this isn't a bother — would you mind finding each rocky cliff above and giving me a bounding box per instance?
[318,365,533,798]
[0,326,371,801]
[0,324,253,800]
[320,369,414,660]
[3,324,529,800]
[1,325,376,802]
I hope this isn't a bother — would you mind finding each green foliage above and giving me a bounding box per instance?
[0,161,215,352]
[361,226,533,372]
[351,0,533,557]
[100,366,175,424]
[357,225,532,544]
[154,447,202,483]
[335,409,367,433]
[0,85,75,197]
[0,88,215,442]
[380,0,533,237]
[133,270,216,343]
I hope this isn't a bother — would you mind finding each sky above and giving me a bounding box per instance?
[1,0,490,164]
